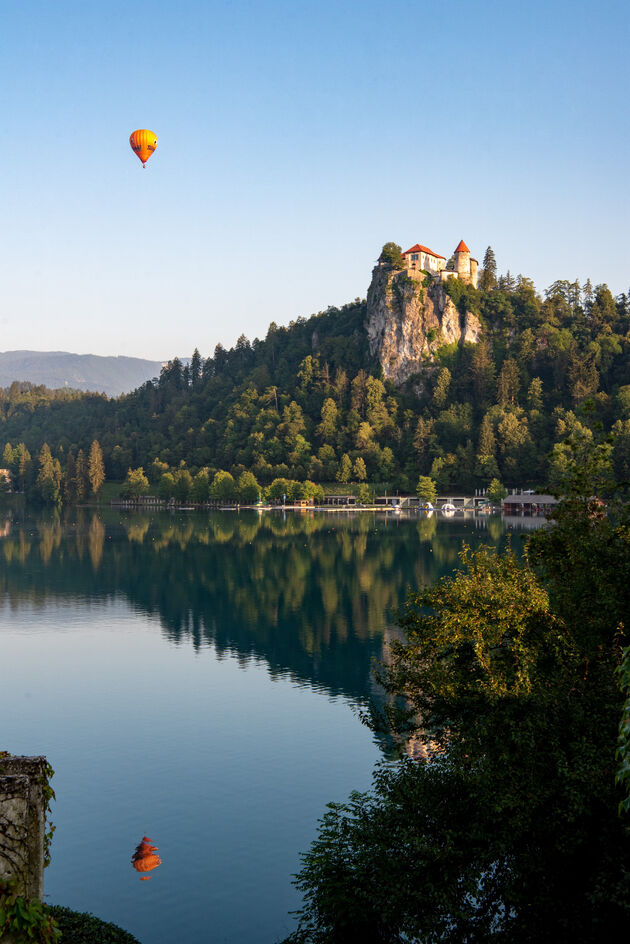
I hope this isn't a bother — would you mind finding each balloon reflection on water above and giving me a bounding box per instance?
[131,836,162,881]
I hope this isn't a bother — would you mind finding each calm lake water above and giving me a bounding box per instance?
[0,508,538,943]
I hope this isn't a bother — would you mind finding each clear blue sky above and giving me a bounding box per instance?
[1,0,628,360]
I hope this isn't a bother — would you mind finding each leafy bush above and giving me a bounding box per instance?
[443,275,481,316]
[47,906,140,943]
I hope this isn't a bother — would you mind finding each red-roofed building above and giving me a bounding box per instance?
[402,244,446,275]
[397,237,478,288]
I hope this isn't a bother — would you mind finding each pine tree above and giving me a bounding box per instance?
[469,339,495,405]
[497,359,520,406]
[190,348,202,388]
[479,246,497,292]
[475,415,500,483]
[582,278,594,313]
[477,414,496,458]
[498,270,516,293]
[74,449,88,502]
[17,443,32,493]
[413,417,435,473]
[36,443,61,504]
[433,368,451,409]
[353,457,367,482]
[527,377,544,411]
[64,451,76,503]
[317,399,338,444]
[337,454,352,483]
[88,440,106,497]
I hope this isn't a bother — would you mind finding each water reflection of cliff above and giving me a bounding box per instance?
[0,510,515,705]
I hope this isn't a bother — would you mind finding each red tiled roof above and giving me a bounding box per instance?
[402,244,445,259]
[454,240,470,253]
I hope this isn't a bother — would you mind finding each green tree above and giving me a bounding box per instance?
[337,454,352,483]
[36,443,62,505]
[379,242,405,269]
[478,245,498,292]
[150,458,170,484]
[74,449,89,502]
[174,468,193,501]
[64,451,76,504]
[413,417,435,472]
[237,470,260,503]
[16,443,33,493]
[301,480,325,504]
[477,413,496,458]
[496,358,520,406]
[210,470,236,501]
[121,467,149,499]
[190,347,202,388]
[357,483,371,504]
[378,446,396,480]
[416,475,437,503]
[88,440,105,497]
[267,478,289,500]
[317,398,338,444]
[353,457,367,482]
[527,377,544,411]
[433,367,451,409]
[191,469,211,502]
[486,477,507,502]
[318,445,337,481]
[468,338,495,405]
[582,278,594,312]
[355,422,374,451]
[284,455,630,941]
[159,472,176,499]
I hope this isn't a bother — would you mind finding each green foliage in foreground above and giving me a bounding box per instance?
[284,443,630,943]
[0,881,60,943]
[47,906,140,944]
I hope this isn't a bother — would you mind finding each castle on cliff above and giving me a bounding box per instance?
[401,239,478,289]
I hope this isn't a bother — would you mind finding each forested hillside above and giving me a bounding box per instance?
[1,257,630,501]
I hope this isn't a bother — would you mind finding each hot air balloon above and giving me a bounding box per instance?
[129,130,158,167]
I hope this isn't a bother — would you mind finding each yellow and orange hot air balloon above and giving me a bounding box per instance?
[129,130,158,167]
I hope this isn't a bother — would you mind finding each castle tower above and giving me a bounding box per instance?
[453,240,478,289]
[454,240,470,278]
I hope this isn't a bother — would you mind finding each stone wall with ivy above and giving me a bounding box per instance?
[0,755,47,900]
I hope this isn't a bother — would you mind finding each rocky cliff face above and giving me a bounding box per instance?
[365,265,481,385]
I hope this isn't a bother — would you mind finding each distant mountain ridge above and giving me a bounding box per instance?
[0,350,166,397]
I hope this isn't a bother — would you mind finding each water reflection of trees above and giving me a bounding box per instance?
[0,510,513,704]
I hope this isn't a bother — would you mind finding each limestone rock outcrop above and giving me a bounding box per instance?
[365,264,481,385]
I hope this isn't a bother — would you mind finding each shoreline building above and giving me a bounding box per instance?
[402,239,478,289]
